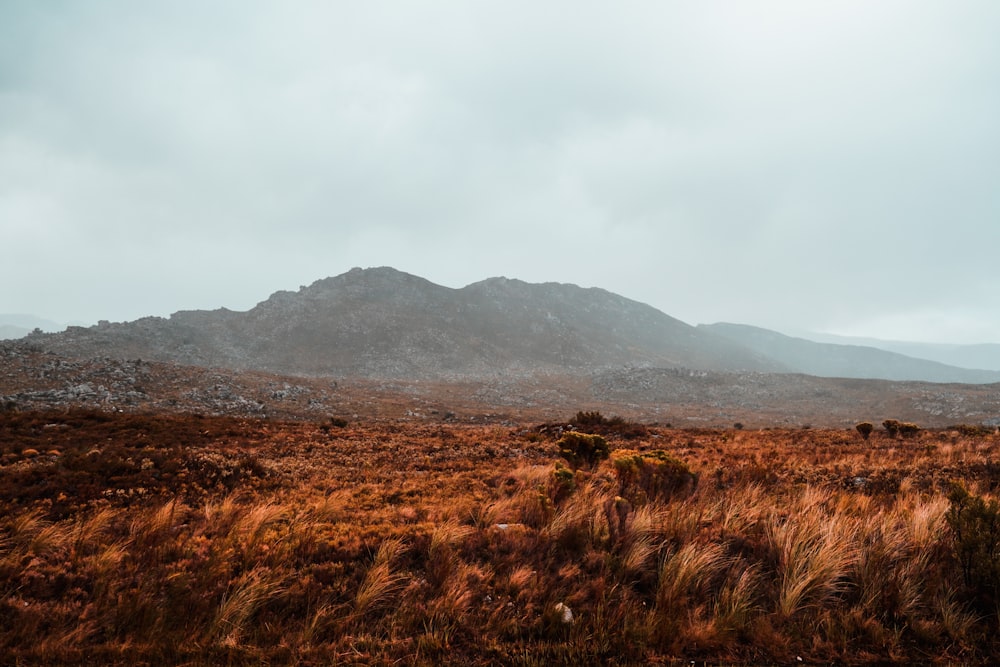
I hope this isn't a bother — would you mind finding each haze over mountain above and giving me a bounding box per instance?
[0,326,29,341]
[27,267,781,379]
[700,323,1000,384]
[787,330,1000,373]
[0,314,66,340]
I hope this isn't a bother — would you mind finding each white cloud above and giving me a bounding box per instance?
[1,1,999,341]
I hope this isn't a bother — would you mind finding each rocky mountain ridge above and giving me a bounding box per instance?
[16,266,1000,386]
[26,267,780,379]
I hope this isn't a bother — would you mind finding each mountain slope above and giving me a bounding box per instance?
[700,322,1000,384]
[28,267,781,378]
[790,331,1000,372]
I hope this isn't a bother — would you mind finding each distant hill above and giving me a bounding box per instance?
[27,267,781,379]
[0,314,65,340]
[790,331,1000,372]
[699,323,1000,384]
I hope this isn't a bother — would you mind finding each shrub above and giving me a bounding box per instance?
[569,411,648,439]
[571,411,610,431]
[549,461,577,502]
[611,449,696,505]
[855,422,874,441]
[946,483,1000,613]
[882,419,919,438]
[556,432,610,469]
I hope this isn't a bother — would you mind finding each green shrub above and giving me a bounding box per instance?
[883,419,900,437]
[946,483,1000,612]
[550,461,577,501]
[611,449,696,505]
[556,432,610,469]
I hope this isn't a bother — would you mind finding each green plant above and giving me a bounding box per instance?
[883,420,901,438]
[611,449,696,505]
[557,432,610,470]
[549,461,577,501]
[946,483,1000,613]
[855,422,874,441]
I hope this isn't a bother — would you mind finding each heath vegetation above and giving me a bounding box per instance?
[2,409,1000,664]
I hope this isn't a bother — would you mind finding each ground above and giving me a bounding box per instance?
[3,409,1000,664]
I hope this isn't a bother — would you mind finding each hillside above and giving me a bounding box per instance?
[699,323,1000,384]
[25,267,780,379]
[795,331,1000,372]
[5,342,1000,428]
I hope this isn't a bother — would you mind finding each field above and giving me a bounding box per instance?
[3,409,1000,665]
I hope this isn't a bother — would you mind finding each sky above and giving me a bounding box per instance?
[2,1,999,344]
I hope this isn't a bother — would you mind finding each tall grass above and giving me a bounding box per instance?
[3,414,999,664]
[766,501,859,620]
[354,537,408,617]
[211,567,287,646]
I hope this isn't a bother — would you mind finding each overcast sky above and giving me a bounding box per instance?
[2,2,999,343]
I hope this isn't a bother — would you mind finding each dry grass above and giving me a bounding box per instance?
[2,409,1000,664]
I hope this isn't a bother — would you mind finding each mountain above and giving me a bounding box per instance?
[0,314,66,340]
[700,322,1000,384]
[26,267,782,379]
[789,331,1000,373]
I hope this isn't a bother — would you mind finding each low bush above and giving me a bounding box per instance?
[549,461,577,502]
[947,483,1000,613]
[556,432,610,470]
[611,449,696,505]
[569,411,649,439]
[883,419,920,439]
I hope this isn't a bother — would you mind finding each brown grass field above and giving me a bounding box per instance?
[3,409,1000,665]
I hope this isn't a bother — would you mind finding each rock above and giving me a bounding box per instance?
[553,602,573,625]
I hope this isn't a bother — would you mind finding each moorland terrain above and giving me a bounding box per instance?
[4,267,1000,664]
[4,408,1000,665]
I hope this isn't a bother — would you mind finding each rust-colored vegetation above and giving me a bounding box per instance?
[3,409,1000,664]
